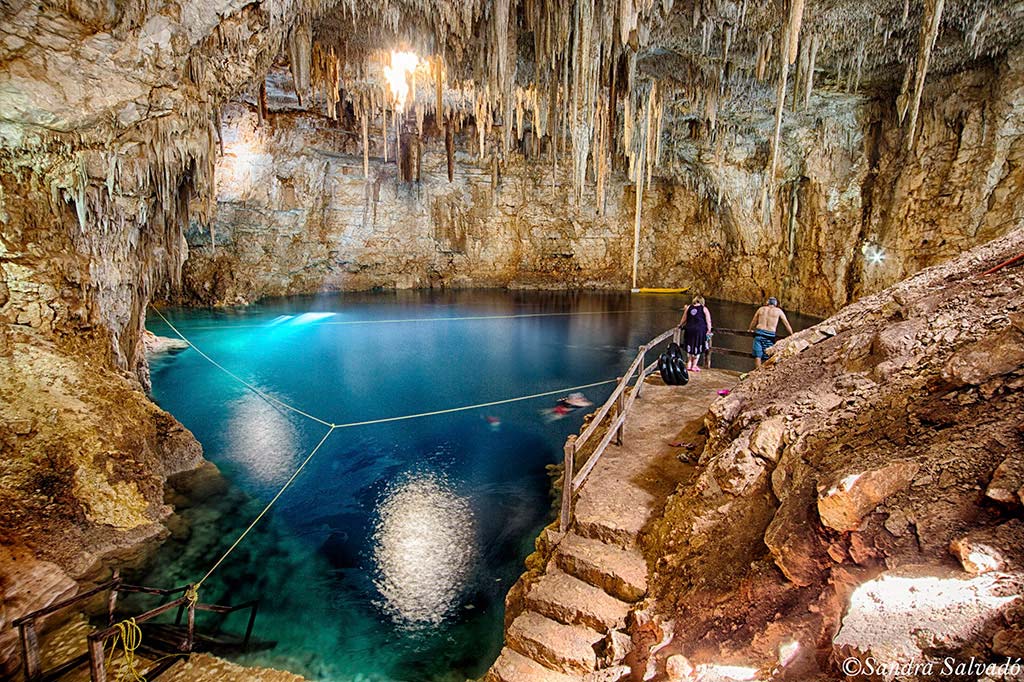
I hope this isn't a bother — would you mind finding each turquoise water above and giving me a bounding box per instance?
[141,291,816,681]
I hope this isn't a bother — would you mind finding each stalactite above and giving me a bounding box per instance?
[361,109,369,179]
[434,56,444,119]
[803,34,818,109]
[288,23,313,105]
[905,0,945,151]
[445,117,455,182]
[763,0,803,216]
[214,106,224,156]
[629,84,653,290]
[258,80,269,126]
[787,0,804,65]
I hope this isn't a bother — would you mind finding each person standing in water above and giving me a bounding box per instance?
[680,296,712,372]
[748,297,793,368]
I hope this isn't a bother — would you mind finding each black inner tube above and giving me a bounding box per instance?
[671,354,689,385]
[658,352,675,384]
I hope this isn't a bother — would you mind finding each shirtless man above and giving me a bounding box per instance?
[747,297,793,368]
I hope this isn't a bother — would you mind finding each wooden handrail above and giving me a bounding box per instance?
[711,327,757,337]
[559,325,677,531]
[16,573,258,682]
[559,322,758,530]
[12,578,122,627]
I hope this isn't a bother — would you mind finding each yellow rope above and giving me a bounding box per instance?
[108,618,145,682]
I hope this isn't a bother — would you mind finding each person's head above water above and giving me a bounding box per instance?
[767,297,779,306]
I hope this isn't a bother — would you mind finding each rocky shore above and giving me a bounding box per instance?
[487,226,1024,681]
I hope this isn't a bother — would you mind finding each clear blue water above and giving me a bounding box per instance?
[140,290,816,681]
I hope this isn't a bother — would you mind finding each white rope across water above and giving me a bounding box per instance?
[149,305,617,588]
[152,306,334,426]
[151,306,617,430]
[166,308,660,332]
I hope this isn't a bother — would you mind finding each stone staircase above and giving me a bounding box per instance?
[487,529,647,682]
[484,374,738,682]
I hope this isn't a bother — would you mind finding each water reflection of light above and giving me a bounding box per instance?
[226,394,299,484]
[290,312,336,325]
[268,315,293,325]
[371,474,475,627]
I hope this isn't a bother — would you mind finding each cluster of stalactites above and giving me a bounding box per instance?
[0,101,219,293]
[281,0,672,211]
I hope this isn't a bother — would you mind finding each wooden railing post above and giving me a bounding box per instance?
[107,569,120,626]
[243,602,259,652]
[559,435,577,532]
[614,377,624,446]
[672,326,681,345]
[186,596,196,653]
[636,345,646,398]
[19,619,42,681]
[87,635,106,682]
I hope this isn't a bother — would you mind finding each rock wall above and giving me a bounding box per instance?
[183,47,1024,317]
[643,226,1024,678]
[0,0,333,672]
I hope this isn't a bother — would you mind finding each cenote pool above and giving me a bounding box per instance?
[140,290,817,682]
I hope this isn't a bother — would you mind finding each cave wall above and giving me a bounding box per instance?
[0,0,335,670]
[183,47,1024,316]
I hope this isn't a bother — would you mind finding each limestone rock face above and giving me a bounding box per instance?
[645,227,1024,679]
[950,520,1024,575]
[180,48,1024,316]
[817,461,921,532]
[986,452,1024,506]
[833,565,1023,674]
[0,326,204,677]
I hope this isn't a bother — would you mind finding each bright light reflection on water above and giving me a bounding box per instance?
[226,394,299,484]
[372,473,476,628]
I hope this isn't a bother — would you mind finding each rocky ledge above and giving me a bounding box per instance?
[0,324,204,677]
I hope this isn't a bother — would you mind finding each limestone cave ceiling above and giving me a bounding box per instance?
[1,0,1022,237]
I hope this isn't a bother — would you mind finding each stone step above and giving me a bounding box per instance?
[572,479,652,549]
[487,647,579,682]
[524,569,631,632]
[553,533,648,603]
[508,611,604,674]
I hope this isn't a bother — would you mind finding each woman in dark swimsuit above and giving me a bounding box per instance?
[680,296,712,372]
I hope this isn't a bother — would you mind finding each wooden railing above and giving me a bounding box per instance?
[558,326,677,531]
[11,572,259,682]
[704,327,757,367]
[558,325,759,531]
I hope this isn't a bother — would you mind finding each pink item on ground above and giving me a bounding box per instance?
[717,389,730,396]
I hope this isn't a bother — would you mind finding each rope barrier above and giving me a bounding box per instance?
[149,304,619,592]
[160,308,668,332]
[151,306,334,427]
[193,425,336,592]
